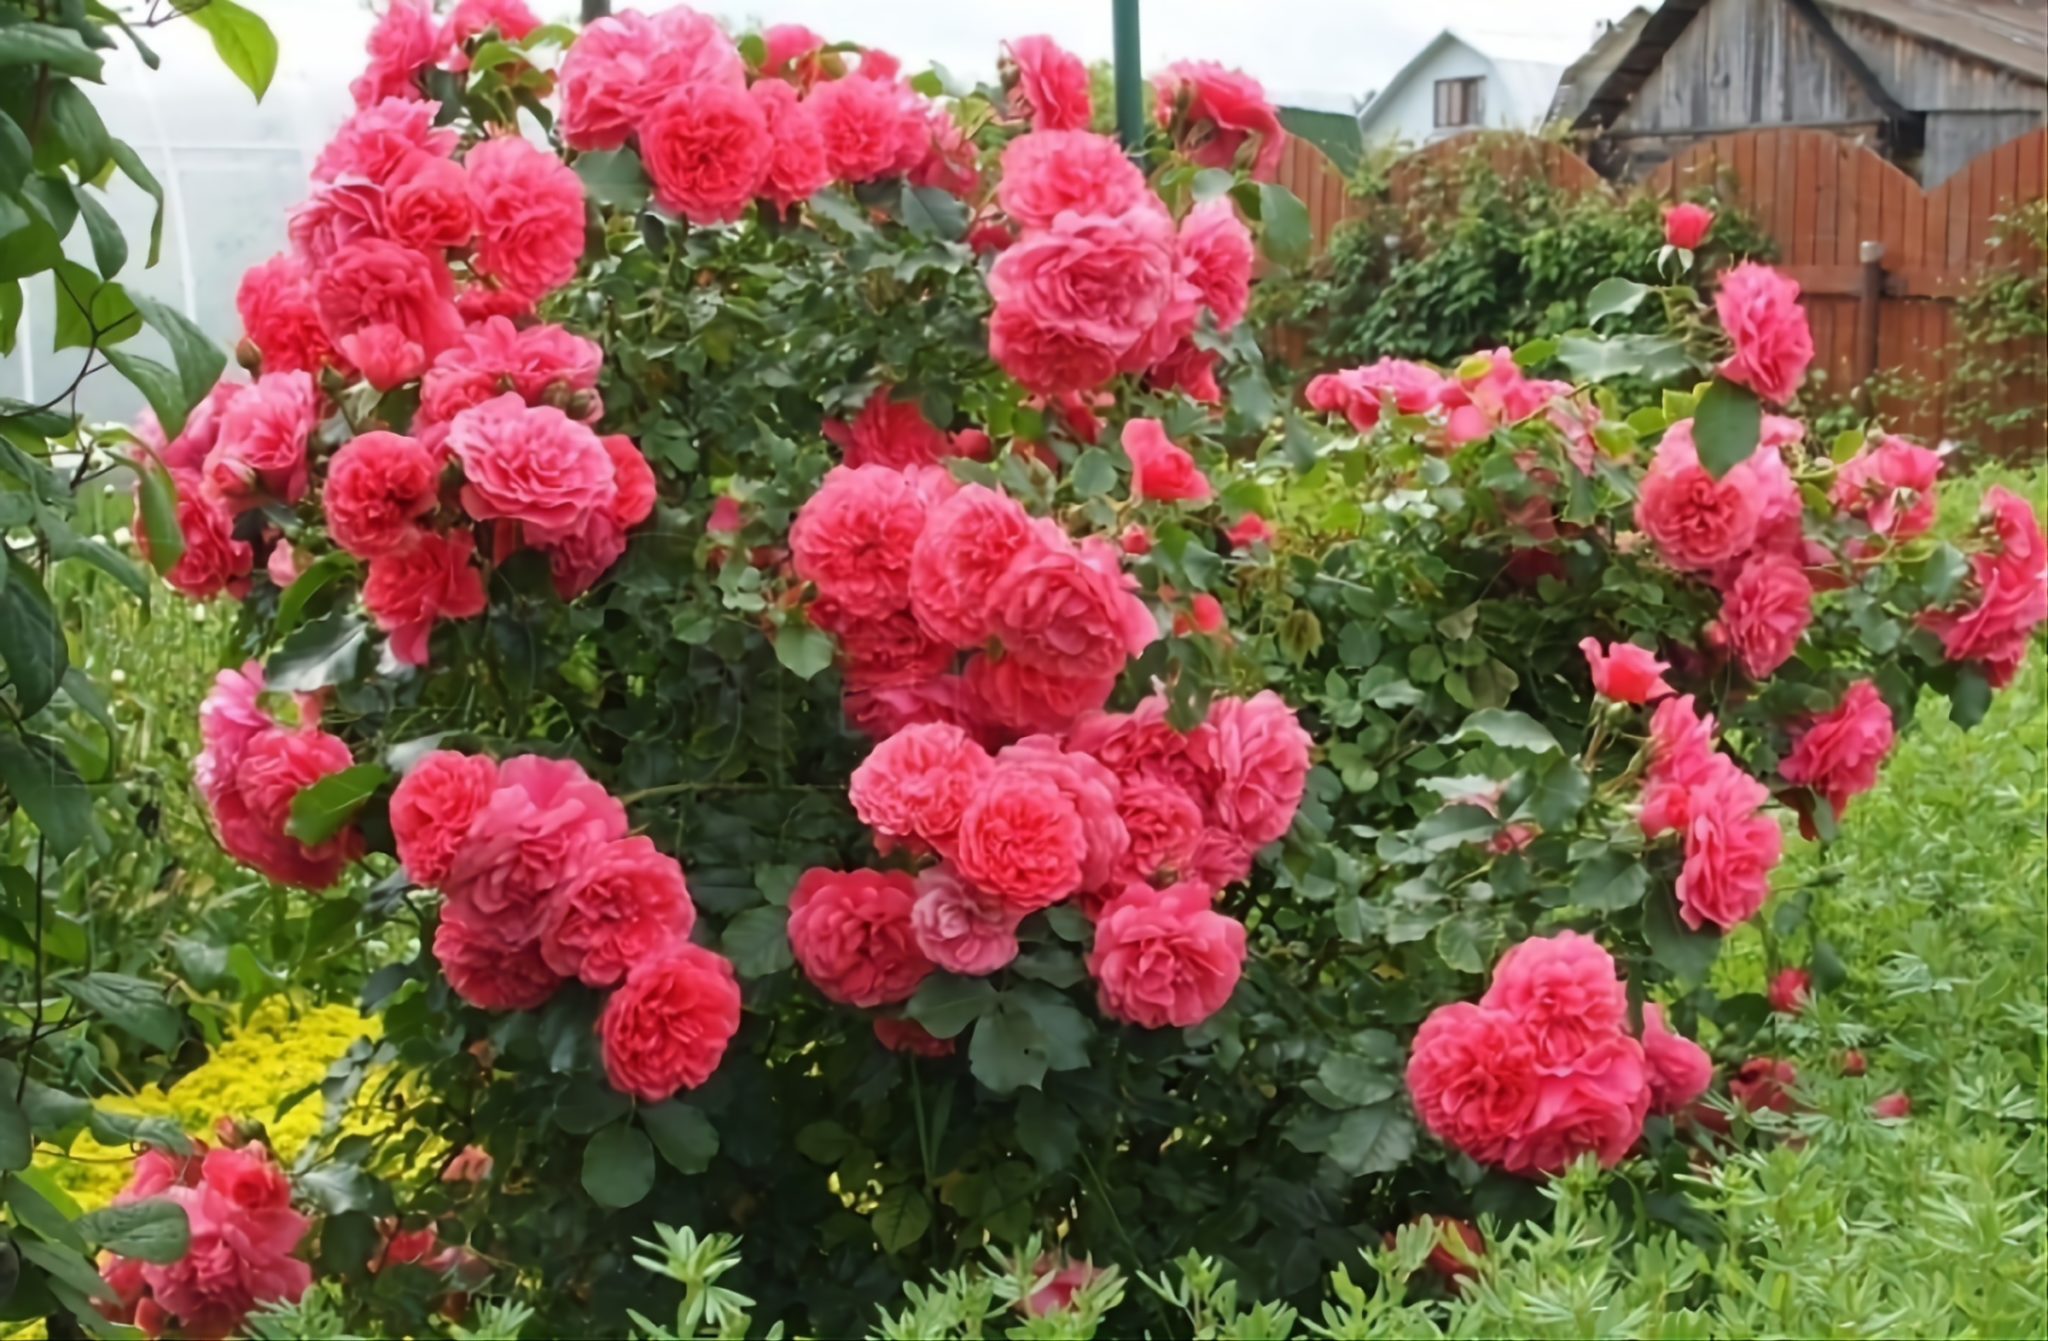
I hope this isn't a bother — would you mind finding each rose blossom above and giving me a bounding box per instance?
[987,534,1157,679]
[138,478,251,601]
[1767,967,1812,1014]
[844,674,992,746]
[952,768,1088,910]
[417,318,602,434]
[1579,637,1674,704]
[811,600,953,689]
[1716,262,1815,405]
[1498,1033,1649,1175]
[440,0,539,59]
[1779,679,1895,820]
[390,750,499,887]
[1674,761,1782,931]
[989,302,1122,394]
[874,1016,953,1057]
[642,80,775,225]
[194,663,271,805]
[466,135,588,303]
[808,72,919,183]
[998,738,1129,892]
[787,867,933,1007]
[1828,434,1940,544]
[236,253,336,375]
[435,903,562,1011]
[382,150,473,251]
[442,754,627,926]
[1730,1056,1798,1113]
[824,388,952,471]
[963,652,1118,736]
[1087,881,1247,1028]
[601,436,655,528]
[996,131,1149,230]
[1003,35,1091,130]
[314,238,464,360]
[1635,419,1767,572]
[1177,197,1255,329]
[989,206,1176,351]
[1196,691,1312,846]
[558,7,745,151]
[541,835,696,987]
[791,464,943,619]
[749,78,832,210]
[202,371,316,509]
[1152,61,1285,179]
[238,727,355,836]
[364,528,489,665]
[447,393,616,535]
[599,942,742,1101]
[1112,774,1205,884]
[325,431,440,558]
[1712,557,1812,679]
[849,722,994,847]
[1641,1003,1713,1116]
[1923,487,2048,685]
[1406,1003,1539,1167]
[1120,418,1212,503]
[289,178,388,269]
[351,0,436,107]
[1663,202,1714,250]
[1480,931,1629,1072]
[337,324,427,392]
[313,97,455,184]
[909,865,1023,975]
[533,509,629,601]
[761,24,828,83]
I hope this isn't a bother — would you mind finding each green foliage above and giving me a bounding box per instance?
[1946,198,2048,456]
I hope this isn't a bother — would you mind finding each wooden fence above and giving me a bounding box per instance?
[1274,129,2047,452]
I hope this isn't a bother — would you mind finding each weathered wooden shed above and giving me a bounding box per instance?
[1572,0,2048,184]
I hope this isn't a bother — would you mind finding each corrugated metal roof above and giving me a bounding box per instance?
[1823,0,2048,77]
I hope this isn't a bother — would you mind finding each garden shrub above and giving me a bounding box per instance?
[40,6,2047,1341]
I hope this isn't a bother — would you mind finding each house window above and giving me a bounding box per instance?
[1434,77,1482,129]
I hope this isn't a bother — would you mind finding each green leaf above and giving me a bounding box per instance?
[110,139,164,266]
[898,183,968,241]
[1316,1054,1398,1107]
[130,293,227,431]
[1586,277,1651,325]
[871,1183,931,1253]
[1435,917,1486,974]
[0,1092,28,1171]
[0,23,105,79]
[0,734,94,856]
[1948,665,1991,729]
[264,613,370,693]
[641,1102,718,1175]
[51,260,137,350]
[1015,1089,1078,1173]
[968,1007,1048,1093]
[905,974,998,1040]
[1643,886,1722,983]
[720,905,792,978]
[15,1236,112,1305]
[60,973,180,1052]
[285,763,389,845]
[0,555,68,714]
[581,1123,655,1208]
[48,83,111,179]
[1557,332,1693,384]
[1257,183,1310,266]
[75,1198,188,1263]
[176,0,277,99]
[1070,448,1118,497]
[1449,709,1559,754]
[273,550,356,634]
[773,622,836,680]
[133,459,185,577]
[0,279,20,356]
[1693,377,1762,479]
[107,348,196,439]
[574,149,650,210]
[553,1086,631,1135]
[1570,851,1649,911]
[1520,753,1591,829]
[1323,1104,1416,1175]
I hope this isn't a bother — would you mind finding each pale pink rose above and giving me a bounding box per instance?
[442,754,628,927]
[314,238,464,360]
[137,475,252,601]
[1832,435,1941,543]
[364,528,489,665]
[790,464,943,619]
[961,651,1118,736]
[1112,773,1205,884]
[1712,558,1812,679]
[351,0,437,107]
[996,131,1149,230]
[1004,35,1091,131]
[787,867,933,1007]
[824,387,951,470]
[390,749,500,887]
[850,721,994,848]
[325,430,440,558]
[1406,1003,1541,1168]
[1640,1003,1713,1115]
[448,393,616,535]
[541,835,696,988]
[201,371,316,510]
[987,534,1157,679]
[337,324,427,392]
[909,865,1023,975]
[194,662,270,806]
[1663,202,1713,250]
[989,303,1121,394]
[1579,638,1673,704]
[1674,760,1782,931]
[314,97,457,184]
[952,766,1088,911]
[1152,61,1285,179]
[1716,262,1814,405]
[1177,197,1254,330]
[1088,881,1246,1028]
[1635,419,1767,572]
[237,253,338,375]
[1120,418,1212,502]
[466,135,587,302]
[558,7,745,151]
[989,205,1176,353]
[1196,692,1312,847]
[1497,1034,1649,1176]
[599,943,742,1101]
[750,78,833,210]
[1779,679,1895,820]
[264,538,299,589]
[808,72,920,183]
[1481,931,1628,1072]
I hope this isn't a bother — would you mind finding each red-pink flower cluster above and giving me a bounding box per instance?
[1922,486,2047,688]
[388,749,739,1102]
[195,664,361,890]
[1638,696,1784,932]
[1153,61,1287,181]
[1305,350,1576,452]
[350,0,542,109]
[822,387,990,471]
[99,1143,312,1340]
[1406,932,1711,1178]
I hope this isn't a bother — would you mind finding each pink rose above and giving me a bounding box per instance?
[990,206,1176,352]
[1146,339,1222,403]
[996,131,1149,231]
[137,475,252,601]
[1712,557,1812,679]
[325,430,440,558]
[1407,1002,1540,1168]
[558,8,745,152]
[418,318,602,435]
[383,150,474,251]
[440,0,539,60]
[1663,202,1714,250]
[962,652,1118,737]
[1923,487,2048,685]
[1635,418,1770,572]
[1112,773,1205,885]
[1768,967,1812,1014]
[952,767,1088,911]
[1152,61,1285,180]
[1177,197,1254,330]
[448,393,616,535]
[1196,691,1312,847]
[996,737,1130,893]
[364,528,488,665]
[599,942,742,1102]
[787,867,933,1006]
[874,1015,953,1057]
[442,754,627,926]
[534,510,629,601]
[849,721,994,847]
[465,135,586,303]
[194,663,271,804]
[1730,1056,1798,1113]
[314,238,464,360]
[1120,418,1212,503]
[337,324,427,392]
[790,464,942,619]
[137,380,242,475]
[289,177,389,269]
[1225,513,1274,548]
[1003,35,1091,131]
[351,0,437,108]
[989,303,1121,394]
[1832,434,1941,544]
[314,97,456,184]
[1872,1091,1912,1120]
[843,674,993,748]
[909,865,1023,975]
[1779,679,1894,820]
[390,749,499,887]
[1579,638,1673,704]
[212,724,361,890]
[807,72,919,184]
[824,388,952,471]
[1480,930,1629,1072]
[1024,1257,1106,1317]
[750,78,833,210]
[1641,1003,1713,1116]
[987,534,1157,679]
[601,435,655,528]
[236,254,337,376]
[907,485,1039,649]
[202,371,316,510]
[435,904,561,1013]
[1087,881,1247,1028]
[541,834,695,988]
[1497,1034,1649,1175]
[707,494,744,535]
[1673,761,1782,932]
[238,727,355,835]
[1716,262,1814,405]
[1178,593,1228,637]
[812,600,954,689]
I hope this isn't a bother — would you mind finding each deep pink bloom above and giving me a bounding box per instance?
[824,388,952,471]
[787,867,933,1007]
[873,1015,953,1057]
[441,754,628,927]
[643,81,772,225]
[1480,931,1629,1072]
[351,0,437,108]
[1195,691,1312,847]
[989,206,1177,354]
[1120,418,1212,502]
[435,901,562,1011]
[1673,761,1782,931]
[1712,558,1813,679]
[383,150,474,251]
[1872,1091,1912,1120]
[1004,35,1091,131]
[1088,881,1247,1028]
[1177,197,1255,330]
[987,534,1157,680]
[1921,487,2047,686]
[961,652,1119,737]
[137,473,252,601]
[201,371,316,510]
[952,767,1089,911]
[364,528,488,665]
[750,78,832,209]
[439,0,539,60]
[1832,435,1941,543]
[236,253,337,375]
[1497,1034,1649,1176]
[906,484,1040,648]
[1024,1257,1107,1317]
[1579,638,1674,704]
[1779,680,1895,820]
[447,393,616,535]
[390,750,500,888]
[1768,967,1812,1014]
[791,464,947,619]
[541,835,695,988]
[808,72,921,183]
[1152,61,1285,179]
[313,97,456,184]
[996,131,1149,230]
[338,324,428,392]
[558,7,745,151]
[1731,1056,1799,1113]
[1406,1003,1540,1169]
[466,135,587,302]
[1112,774,1205,885]
[326,430,439,558]
[1641,1003,1713,1116]
[314,238,464,361]
[1663,202,1714,250]
[849,722,994,847]
[1635,419,1767,572]
[416,318,602,437]
[599,943,742,1101]
[1716,262,1815,405]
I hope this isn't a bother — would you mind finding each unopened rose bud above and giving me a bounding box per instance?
[235,338,263,374]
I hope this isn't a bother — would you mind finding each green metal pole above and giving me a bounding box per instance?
[1112,0,1143,153]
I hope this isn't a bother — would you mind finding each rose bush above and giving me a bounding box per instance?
[106,4,2042,1338]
